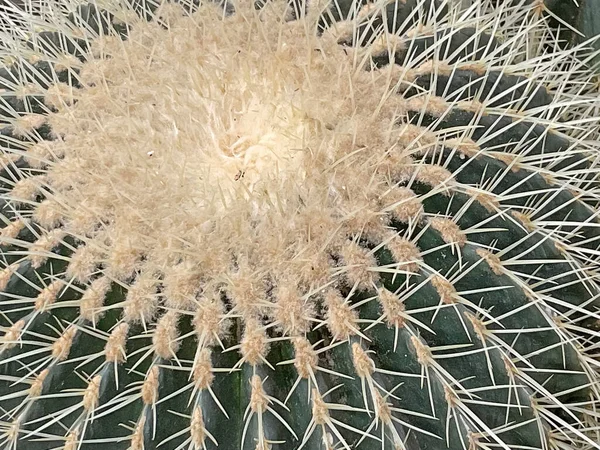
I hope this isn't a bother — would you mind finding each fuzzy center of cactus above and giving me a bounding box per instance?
[218,94,308,188]
[33,2,426,290]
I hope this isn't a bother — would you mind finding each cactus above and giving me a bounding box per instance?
[538,0,600,72]
[1,0,600,449]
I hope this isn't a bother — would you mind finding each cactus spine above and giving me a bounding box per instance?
[1,0,600,449]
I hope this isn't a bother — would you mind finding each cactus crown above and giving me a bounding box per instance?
[1,0,600,449]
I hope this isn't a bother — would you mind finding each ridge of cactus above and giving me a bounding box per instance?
[1,0,600,449]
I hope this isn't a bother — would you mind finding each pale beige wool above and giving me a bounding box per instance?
[28,0,442,345]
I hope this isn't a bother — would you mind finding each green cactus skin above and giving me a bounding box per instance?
[543,0,600,71]
[0,0,600,449]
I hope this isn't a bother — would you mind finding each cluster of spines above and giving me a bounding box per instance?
[0,1,599,450]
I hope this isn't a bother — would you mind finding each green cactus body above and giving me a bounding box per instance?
[542,0,600,71]
[0,0,599,449]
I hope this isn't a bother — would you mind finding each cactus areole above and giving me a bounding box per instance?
[0,0,600,449]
